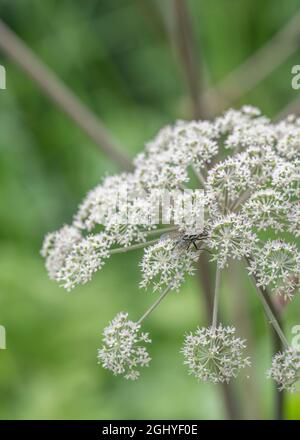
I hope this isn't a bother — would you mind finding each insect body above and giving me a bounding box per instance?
[160,230,209,252]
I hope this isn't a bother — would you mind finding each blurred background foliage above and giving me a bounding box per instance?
[0,0,300,419]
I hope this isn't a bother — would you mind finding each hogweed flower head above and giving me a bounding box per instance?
[182,325,250,384]
[42,106,299,387]
[42,106,299,293]
[267,347,300,392]
[97,312,151,380]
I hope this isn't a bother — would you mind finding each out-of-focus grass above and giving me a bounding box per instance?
[0,0,299,419]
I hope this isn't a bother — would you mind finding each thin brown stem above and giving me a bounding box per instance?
[146,226,178,237]
[0,20,133,171]
[212,266,221,329]
[271,315,285,420]
[137,285,172,324]
[110,238,160,255]
[170,0,242,417]
[197,256,242,420]
[172,0,202,118]
[246,260,288,349]
[245,257,286,420]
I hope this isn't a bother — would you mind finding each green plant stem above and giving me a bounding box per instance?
[272,316,285,420]
[197,256,242,420]
[245,257,287,420]
[146,226,178,237]
[191,164,206,188]
[212,266,221,329]
[109,239,159,255]
[246,261,288,349]
[137,285,172,324]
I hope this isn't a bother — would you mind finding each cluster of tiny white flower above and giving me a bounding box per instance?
[182,325,251,383]
[41,226,112,291]
[97,312,151,380]
[42,106,299,388]
[248,240,300,300]
[41,225,82,283]
[207,213,258,268]
[139,238,199,292]
[242,189,289,232]
[267,347,300,392]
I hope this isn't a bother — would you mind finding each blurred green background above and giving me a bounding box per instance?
[0,0,300,420]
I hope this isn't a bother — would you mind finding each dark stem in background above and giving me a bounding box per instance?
[245,258,285,420]
[263,289,285,419]
[173,0,202,118]
[257,286,285,420]
[203,9,300,116]
[171,0,242,419]
[228,262,261,419]
[271,318,285,420]
[197,258,242,420]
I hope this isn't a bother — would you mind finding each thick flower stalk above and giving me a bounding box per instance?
[42,106,299,389]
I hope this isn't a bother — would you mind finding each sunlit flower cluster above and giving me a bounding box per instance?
[42,107,299,388]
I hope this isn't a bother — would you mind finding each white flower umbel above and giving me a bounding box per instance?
[207,154,251,207]
[272,158,300,199]
[43,108,299,291]
[275,116,300,160]
[267,347,300,392]
[225,117,274,150]
[248,240,300,300]
[57,233,112,291]
[207,213,257,268]
[98,312,151,380]
[173,120,219,170]
[42,107,300,388]
[242,189,289,232]
[215,106,263,136]
[140,238,199,292]
[182,325,250,384]
[41,225,82,282]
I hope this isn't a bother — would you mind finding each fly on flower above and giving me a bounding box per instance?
[160,229,209,253]
[42,106,300,394]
